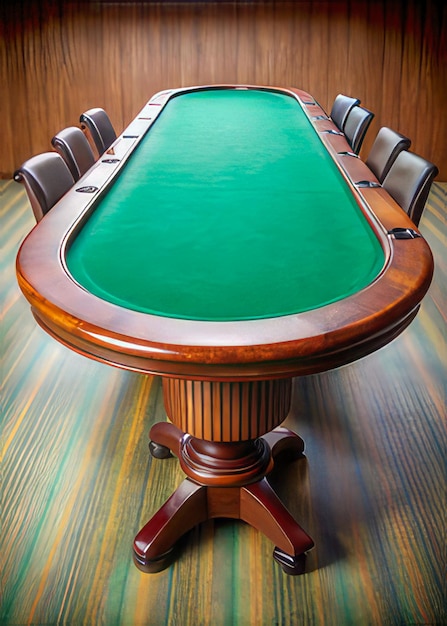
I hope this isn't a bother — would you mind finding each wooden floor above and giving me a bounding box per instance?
[1,181,446,626]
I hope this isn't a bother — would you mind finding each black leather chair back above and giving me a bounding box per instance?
[80,108,117,155]
[382,151,439,226]
[343,106,374,154]
[13,152,75,222]
[330,94,361,131]
[366,127,411,183]
[52,126,96,181]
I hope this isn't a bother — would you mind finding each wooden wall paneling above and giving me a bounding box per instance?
[418,2,447,176]
[400,3,425,154]
[346,2,386,158]
[362,0,386,112]
[90,2,153,131]
[192,3,212,84]
[99,4,128,127]
[381,2,406,134]
[135,5,165,113]
[209,3,236,84]
[157,5,183,92]
[435,5,447,173]
[186,3,226,86]
[233,3,257,85]
[178,4,201,86]
[220,3,240,84]
[2,0,446,179]
[397,2,445,169]
[271,3,295,90]
[253,1,275,85]
[27,5,81,151]
[325,2,351,110]
[306,2,330,107]
[1,20,14,175]
[283,2,312,93]
[56,6,102,123]
[416,8,437,172]
[297,3,322,98]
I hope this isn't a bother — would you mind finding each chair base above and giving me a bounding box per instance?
[133,423,314,575]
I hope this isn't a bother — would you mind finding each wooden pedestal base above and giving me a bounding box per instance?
[133,422,314,575]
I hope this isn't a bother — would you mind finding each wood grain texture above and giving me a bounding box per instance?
[1,180,446,624]
[1,0,446,179]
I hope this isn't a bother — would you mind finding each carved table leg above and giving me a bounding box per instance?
[240,477,314,575]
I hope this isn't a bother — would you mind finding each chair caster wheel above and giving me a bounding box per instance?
[273,547,307,575]
[149,440,172,459]
[133,546,176,573]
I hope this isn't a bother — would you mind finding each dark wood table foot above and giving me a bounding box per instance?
[241,477,314,573]
[133,478,208,572]
[133,545,178,574]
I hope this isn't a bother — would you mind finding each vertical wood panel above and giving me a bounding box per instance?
[1,0,446,178]
[381,2,405,131]
[326,2,351,100]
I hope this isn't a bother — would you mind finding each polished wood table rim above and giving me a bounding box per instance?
[17,84,434,380]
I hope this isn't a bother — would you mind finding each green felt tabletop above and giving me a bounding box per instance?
[66,88,384,321]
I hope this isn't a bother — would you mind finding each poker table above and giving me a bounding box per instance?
[16,85,434,575]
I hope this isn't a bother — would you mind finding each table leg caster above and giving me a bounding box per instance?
[273,547,308,575]
[149,422,183,457]
[149,440,172,459]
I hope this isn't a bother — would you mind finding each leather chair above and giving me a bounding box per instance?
[366,127,411,183]
[51,126,96,181]
[343,105,374,154]
[79,107,117,156]
[330,94,361,131]
[382,151,438,227]
[13,152,75,222]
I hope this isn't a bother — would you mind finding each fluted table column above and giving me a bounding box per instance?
[162,377,292,442]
